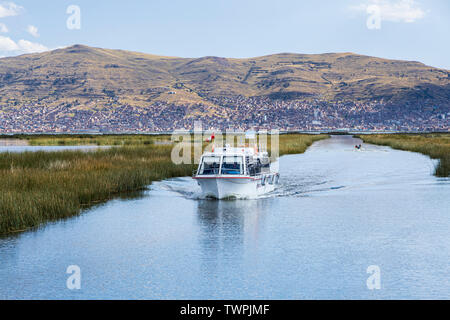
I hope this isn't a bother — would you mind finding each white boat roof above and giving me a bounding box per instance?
[203,146,267,157]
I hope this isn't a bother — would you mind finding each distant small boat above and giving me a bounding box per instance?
[193,144,279,199]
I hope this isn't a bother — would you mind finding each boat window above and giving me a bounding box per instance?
[221,156,243,175]
[199,156,221,175]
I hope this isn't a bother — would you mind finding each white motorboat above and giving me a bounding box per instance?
[193,144,279,199]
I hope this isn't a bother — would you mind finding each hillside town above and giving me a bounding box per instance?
[0,96,448,133]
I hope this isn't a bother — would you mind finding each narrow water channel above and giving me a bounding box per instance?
[0,136,449,299]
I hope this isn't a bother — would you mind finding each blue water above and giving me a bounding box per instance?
[0,136,449,299]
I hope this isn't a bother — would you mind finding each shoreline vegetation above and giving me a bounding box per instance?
[0,134,328,236]
[7,134,173,146]
[358,133,449,177]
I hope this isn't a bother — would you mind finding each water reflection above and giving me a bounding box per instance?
[196,199,271,279]
[197,200,270,245]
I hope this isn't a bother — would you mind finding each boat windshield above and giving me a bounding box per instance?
[199,156,221,175]
[221,156,243,175]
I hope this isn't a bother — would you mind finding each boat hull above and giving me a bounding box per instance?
[194,175,278,199]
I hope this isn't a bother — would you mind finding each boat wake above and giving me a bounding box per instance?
[151,174,342,201]
[151,138,421,201]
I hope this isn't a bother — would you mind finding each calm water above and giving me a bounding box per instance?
[0,136,449,299]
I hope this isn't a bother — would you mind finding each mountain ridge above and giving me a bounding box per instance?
[0,44,448,132]
[0,44,448,107]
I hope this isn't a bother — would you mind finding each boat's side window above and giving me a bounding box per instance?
[199,156,221,175]
[221,156,243,175]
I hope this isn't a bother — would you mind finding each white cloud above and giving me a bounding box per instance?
[26,25,39,37]
[0,35,18,50]
[0,3,49,56]
[351,0,426,23]
[0,35,48,54]
[0,1,23,18]
[0,22,8,33]
[17,39,48,53]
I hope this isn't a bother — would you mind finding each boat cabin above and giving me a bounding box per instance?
[196,147,270,177]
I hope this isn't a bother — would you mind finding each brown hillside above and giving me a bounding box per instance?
[0,44,449,107]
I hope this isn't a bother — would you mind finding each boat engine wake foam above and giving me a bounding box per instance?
[152,174,341,201]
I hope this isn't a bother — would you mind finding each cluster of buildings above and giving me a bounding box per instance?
[0,96,448,133]
[203,96,449,132]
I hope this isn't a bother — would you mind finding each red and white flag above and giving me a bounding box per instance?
[206,133,215,142]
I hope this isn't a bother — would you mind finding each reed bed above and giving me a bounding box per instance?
[358,133,450,177]
[0,134,328,235]
[277,134,328,156]
[8,134,172,146]
[0,145,194,235]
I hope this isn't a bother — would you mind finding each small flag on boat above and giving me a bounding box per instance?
[206,133,215,142]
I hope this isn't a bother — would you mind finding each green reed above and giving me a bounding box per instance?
[6,134,172,146]
[358,133,450,177]
[0,145,194,235]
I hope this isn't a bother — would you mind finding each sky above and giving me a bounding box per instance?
[0,0,448,69]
